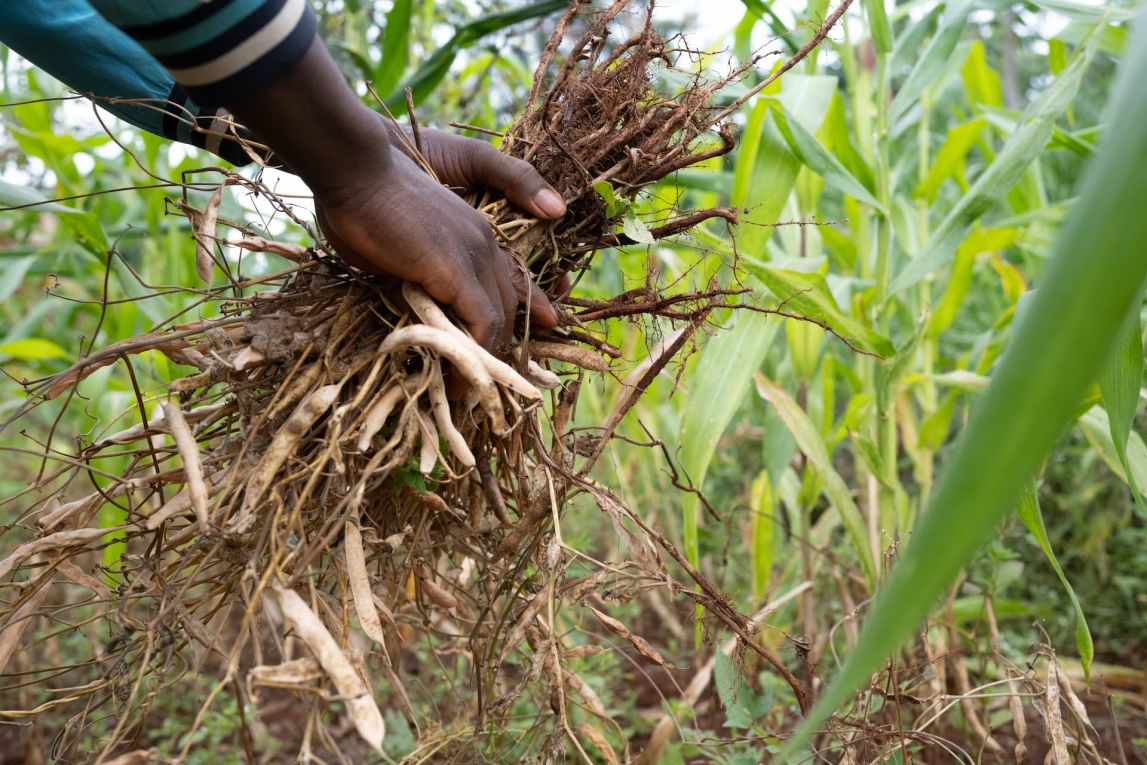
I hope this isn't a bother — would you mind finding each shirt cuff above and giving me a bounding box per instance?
[105,0,318,107]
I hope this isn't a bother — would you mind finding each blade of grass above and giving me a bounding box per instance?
[781,12,1147,759]
[737,75,836,259]
[0,179,80,214]
[678,313,779,580]
[1017,482,1095,682]
[862,0,893,54]
[754,373,877,587]
[750,470,776,601]
[1098,313,1146,514]
[888,0,973,126]
[373,0,413,97]
[736,0,799,54]
[1077,406,1147,501]
[768,99,886,215]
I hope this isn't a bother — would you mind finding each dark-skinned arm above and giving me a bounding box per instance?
[228,38,565,350]
[86,0,565,352]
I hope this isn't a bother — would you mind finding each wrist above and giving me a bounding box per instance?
[299,102,396,196]
[226,39,394,195]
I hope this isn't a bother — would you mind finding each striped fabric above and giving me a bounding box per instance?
[0,0,265,164]
[88,0,318,105]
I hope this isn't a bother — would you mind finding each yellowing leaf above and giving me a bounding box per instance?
[961,41,1003,108]
[0,338,69,361]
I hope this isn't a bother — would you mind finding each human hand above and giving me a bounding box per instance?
[225,40,565,354]
[387,126,566,219]
[313,138,564,352]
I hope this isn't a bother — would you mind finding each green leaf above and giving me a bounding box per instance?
[674,169,734,194]
[853,432,896,488]
[889,0,974,126]
[783,13,1147,759]
[890,3,941,74]
[768,100,886,215]
[386,0,565,108]
[622,215,654,245]
[915,118,987,202]
[1098,313,1146,512]
[749,264,895,357]
[1049,38,1069,75]
[0,179,77,214]
[750,471,775,601]
[891,33,1098,293]
[950,596,1032,624]
[1077,406,1147,501]
[1028,0,1137,22]
[736,75,836,258]
[862,0,893,54]
[822,92,875,195]
[58,211,108,256]
[927,228,1018,337]
[961,41,1003,108]
[1017,483,1094,681]
[0,337,69,360]
[714,649,754,729]
[755,373,876,587]
[735,0,799,54]
[374,0,413,96]
[0,255,37,304]
[931,370,990,394]
[732,99,769,207]
[678,313,780,576]
[592,180,621,215]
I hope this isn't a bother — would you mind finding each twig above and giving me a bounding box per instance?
[714,0,856,123]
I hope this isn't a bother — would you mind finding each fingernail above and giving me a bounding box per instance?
[533,188,566,218]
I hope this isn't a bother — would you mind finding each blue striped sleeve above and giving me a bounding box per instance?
[87,0,318,106]
[0,0,257,165]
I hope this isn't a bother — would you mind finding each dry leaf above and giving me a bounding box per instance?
[248,657,324,689]
[102,751,153,765]
[232,236,308,262]
[416,566,458,610]
[0,572,52,674]
[38,492,104,531]
[0,526,112,580]
[589,606,670,667]
[577,722,620,765]
[231,346,266,371]
[497,589,549,667]
[194,181,227,282]
[1046,653,1069,765]
[56,559,111,601]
